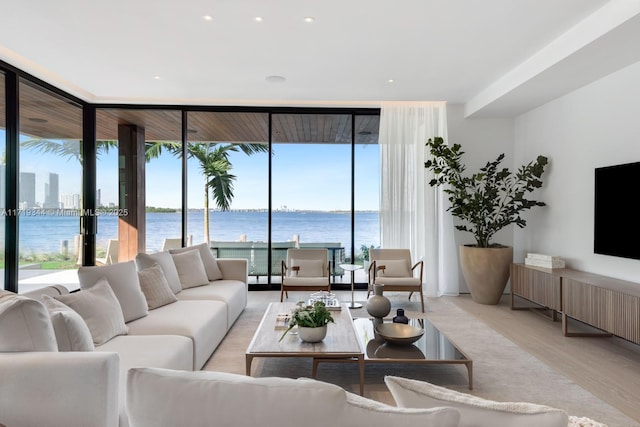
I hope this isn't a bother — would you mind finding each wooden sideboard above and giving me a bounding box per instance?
[510,263,640,344]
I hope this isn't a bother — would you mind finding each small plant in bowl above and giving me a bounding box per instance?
[279,301,335,343]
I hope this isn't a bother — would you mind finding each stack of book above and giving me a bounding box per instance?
[525,253,565,269]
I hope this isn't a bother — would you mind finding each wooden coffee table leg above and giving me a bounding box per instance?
[245,355,254,376]
[358,355,365,396]
[311,358,319,378]
[465,361,473,390]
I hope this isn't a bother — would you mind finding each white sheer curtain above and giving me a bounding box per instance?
[378,102,458,297]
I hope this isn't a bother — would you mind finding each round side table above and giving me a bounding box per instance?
[339,263,363,309]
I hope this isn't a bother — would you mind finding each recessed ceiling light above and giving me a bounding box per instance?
[387,79,395,83]
[153,76,162,80]
[254,16,264,22]
[303,16,315,23]
[265,75,286,83]
[28,117,48,124]
[203,15,213,21]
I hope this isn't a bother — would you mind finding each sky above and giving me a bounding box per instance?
[9,131,381,211]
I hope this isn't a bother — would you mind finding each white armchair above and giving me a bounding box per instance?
[368,248,424,312]
[280,248,331,302]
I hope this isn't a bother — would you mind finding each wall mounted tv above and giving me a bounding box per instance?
[594,161,640,260]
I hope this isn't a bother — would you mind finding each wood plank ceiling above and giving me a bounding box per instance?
[1,77,380,144]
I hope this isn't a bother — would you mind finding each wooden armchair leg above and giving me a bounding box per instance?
[280,288,285,302]
[419,292,425,313]
[408,291,414,300]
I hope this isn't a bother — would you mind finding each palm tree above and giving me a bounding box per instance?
[22,138,268,244]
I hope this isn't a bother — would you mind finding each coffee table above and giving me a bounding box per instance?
[245,302,365,395]
[313,317,474,390]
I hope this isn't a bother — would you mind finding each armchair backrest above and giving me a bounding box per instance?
[370,249,413,278]
[285,249,329,278]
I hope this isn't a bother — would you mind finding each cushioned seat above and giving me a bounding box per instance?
[177,280,247,328]
[126,300,227,370]
[368,249,424,312]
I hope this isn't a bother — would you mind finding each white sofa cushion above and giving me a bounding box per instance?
[171,249,209,289]
[125,300,227,370]
[138,263,178,309]
[136,251,182,294]
[170,243,222,281]
[290,258,324,277]
[385,375,569,427]
[56,278,129,346]
[0,290,57,352]
[78,260,148,322]
[42,295,94,351]
[177,280,247,327]
[127,368,461,427]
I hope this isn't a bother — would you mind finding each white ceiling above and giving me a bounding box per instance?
[1,0,640,116]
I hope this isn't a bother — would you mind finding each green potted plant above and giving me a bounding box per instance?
[424,137,548,304]
[360,244,375,270]
[279,301,335,343]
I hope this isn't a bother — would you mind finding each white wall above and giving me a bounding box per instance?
[514,60,640,282]
[446,104,514,292]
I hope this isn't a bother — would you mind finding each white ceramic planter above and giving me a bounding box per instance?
[298,325,328,343]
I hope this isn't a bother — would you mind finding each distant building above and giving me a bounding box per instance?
[44,173,60,209]
[96,188,101,207]
[19,172,36,208]
[61,193,81,209]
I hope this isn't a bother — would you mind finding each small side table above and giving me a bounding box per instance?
[339,264,363,309]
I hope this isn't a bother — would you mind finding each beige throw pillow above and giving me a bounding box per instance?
[42,295,95,351]
[377,259,411,277]
[0,290,58,352]
[78,260,148,322]
[56,278,128,346]
[171,249,210,289]
[136,251,182,294]
[290,258,324,277]
[170,243,223,281]
[138,263,178,309]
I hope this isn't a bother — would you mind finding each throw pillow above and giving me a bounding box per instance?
[138,263,178,309]
[135,251,182,294]
[170,243,223,281]
[384,376,569,427]
[42,295,95,351]
[78,260,148,322]
[0,290,58,352]
[56,278,129,346]
[377,259,411,277]
[289,258,324,277]
[170,249,210,289]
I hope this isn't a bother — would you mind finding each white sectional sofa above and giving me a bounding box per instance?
[0,243,248,427]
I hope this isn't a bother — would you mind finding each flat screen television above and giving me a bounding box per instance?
[594,161,640,260]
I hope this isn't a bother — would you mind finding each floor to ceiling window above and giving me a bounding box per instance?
[186,111,269,282]
[0,71,5,290]
[271,113,353,284]
[1,64,381,292]
[17,79,83,292]
[96,108,182,261]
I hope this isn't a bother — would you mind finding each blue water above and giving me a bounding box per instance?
[12,210,379,256]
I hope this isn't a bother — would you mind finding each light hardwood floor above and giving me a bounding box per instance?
[450,294,640,423]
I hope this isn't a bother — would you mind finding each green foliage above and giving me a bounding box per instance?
[359,244,376,261]
[424,137,548,248]
[279,301,335,341]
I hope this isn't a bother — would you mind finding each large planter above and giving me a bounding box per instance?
[459,245,513,305]
[298,325,328,343]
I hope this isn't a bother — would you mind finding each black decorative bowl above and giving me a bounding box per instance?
[375,323,424,345]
